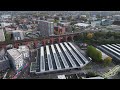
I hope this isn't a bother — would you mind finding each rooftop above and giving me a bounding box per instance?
[32,42,90,74]
[18,45,29,52]
[75,23,90,27]
[7,48,22,60]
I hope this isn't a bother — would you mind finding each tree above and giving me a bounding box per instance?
[95,51,102,62]
[5,33,11,42]
[87,46,102,62]
[87,33,94,39]
[103,57,112,66]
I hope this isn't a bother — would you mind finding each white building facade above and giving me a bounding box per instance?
[12,30,24,40]
[0,29,5,42]
[7,48,24,71]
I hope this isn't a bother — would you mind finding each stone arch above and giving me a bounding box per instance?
[73,35,79,41]
[42,39,46,46]
[53,38,58,44]
[67,36,73,42]
[60,37,65,42]
[50,38,55,44]
[44,39,51,45]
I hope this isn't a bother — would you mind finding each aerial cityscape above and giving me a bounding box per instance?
[0,11,120,79]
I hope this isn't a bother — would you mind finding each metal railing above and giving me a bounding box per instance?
[102,65,120,79]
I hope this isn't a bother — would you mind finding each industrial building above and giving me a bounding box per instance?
[97,44,120,63]
[7,48,25,71]
[30,42,90,74]
[38,20,54,37]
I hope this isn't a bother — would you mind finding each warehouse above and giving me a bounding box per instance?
[30,42,90,74]
[97,44,120,63]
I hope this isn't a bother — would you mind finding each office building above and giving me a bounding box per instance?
[38,20,54,37]
[0,29,5,42]
[7,48,24,71]
[12,30,24,40]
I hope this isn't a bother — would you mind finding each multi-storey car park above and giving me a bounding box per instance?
[97,44,120,63]
[30,42,90,74]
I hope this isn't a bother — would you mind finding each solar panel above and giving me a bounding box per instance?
[34,42,90,74]
[36,49,40,72]
[60,43,77,68]
[51,45,61,70]
[46,45,53,71]
[112,44,120,49]
[68,42,88,64]
[99,46,120,60]
[64,42,83,67]
[55,44,69,68]
[102,45,120,56]
[107,44,120,53]
[40,47,45,72]
[117,44,120,46]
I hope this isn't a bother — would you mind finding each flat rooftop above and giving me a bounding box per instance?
[75,23,90,27]
[31,42,90,74]
[7,48,22,60]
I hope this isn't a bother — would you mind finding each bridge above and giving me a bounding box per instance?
[0,30,96,49]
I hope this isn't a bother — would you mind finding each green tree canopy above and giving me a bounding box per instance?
[87,46,102,62]
[104,57,112,66]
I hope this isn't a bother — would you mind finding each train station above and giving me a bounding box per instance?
[30,42,90,74]
[98,44,120,63]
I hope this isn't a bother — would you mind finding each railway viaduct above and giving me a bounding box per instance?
[0,31,94,49]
